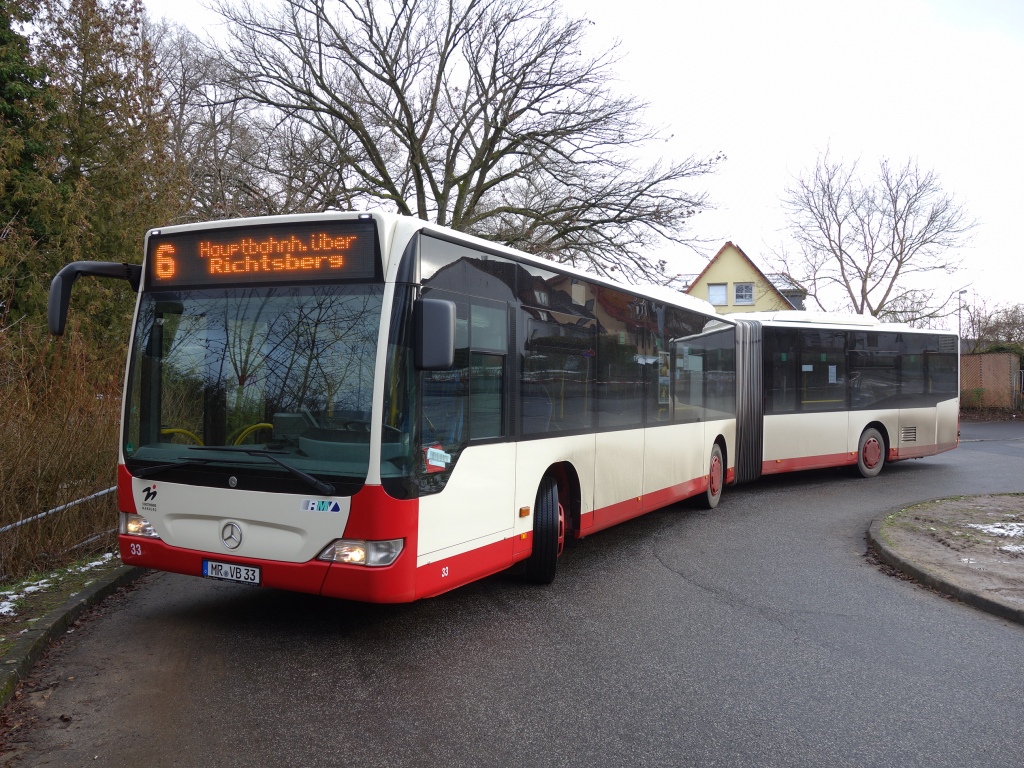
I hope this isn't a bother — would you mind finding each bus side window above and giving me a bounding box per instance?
[671,340,703,422]
[594,286,645,428]
[469,300,508,440]
[421,295,469,450]
[848,332,899,409]
[519,274,596,435]
[764,328,797,414]
[799,330,846,411]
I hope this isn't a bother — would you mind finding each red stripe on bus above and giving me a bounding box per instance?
[320,484,420,602]
[344,484,418,542]
[763,440,958,474]
[890,441,958,460]
[590,476,709,533]
[118,464,136,514]
[111,462,799,604]
[119,536,332,595]
[414,539,516,600]
[761,453,857,474]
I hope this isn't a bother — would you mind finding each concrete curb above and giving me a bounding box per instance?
[867,514,1024,627]
[0,566,147,709]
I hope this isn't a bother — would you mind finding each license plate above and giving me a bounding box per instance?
[203,560,261,585]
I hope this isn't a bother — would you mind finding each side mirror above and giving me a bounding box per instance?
[48,261,142,335]
[414,297,456,370]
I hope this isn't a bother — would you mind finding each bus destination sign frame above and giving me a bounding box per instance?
[145,219,382,289]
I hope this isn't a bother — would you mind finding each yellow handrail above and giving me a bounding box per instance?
[160,428,203,445]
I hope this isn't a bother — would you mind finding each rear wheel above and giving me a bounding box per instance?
[523,475,564,584]
[857,427,885,478]
[702,443,724,509]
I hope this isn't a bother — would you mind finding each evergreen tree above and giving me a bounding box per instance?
[29,0,181,336]
[0,0,58,324]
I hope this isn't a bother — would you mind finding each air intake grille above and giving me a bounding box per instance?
[901,426,917,443]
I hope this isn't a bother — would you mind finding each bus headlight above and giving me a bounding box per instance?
[120,512,160,538]
[318,538,404,567]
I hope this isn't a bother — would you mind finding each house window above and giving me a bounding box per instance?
[708,284,727,305]
[734,283,754,305]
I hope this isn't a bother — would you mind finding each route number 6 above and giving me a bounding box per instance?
[129,542,142,556]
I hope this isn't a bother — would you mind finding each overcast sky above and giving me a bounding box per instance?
[146,0,1024,320]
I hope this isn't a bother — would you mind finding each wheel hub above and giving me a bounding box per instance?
[862,437,882,469]
[710,454,722,496]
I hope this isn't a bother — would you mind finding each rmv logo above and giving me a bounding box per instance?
[302,499,341,513]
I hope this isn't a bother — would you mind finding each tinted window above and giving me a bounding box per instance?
[902,333,958,405]
[763,328,799,414]
[799,330,847,411]
[670,326,736,422]
[521,308,596,434]
[594,286,646,428]
[470,352,504,439]
[421,292,469,464]
[848,332,900,409]
[664,307,707,423]
[420,235,517,302]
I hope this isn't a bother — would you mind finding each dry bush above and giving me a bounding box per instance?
[0,324,124,585]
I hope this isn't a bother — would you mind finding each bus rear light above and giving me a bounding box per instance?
[318,538,404,567]
[120,512,161,539]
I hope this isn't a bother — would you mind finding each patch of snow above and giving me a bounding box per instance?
[75,553,115,572]
[1000,544,1024,554]
[967,522,1024,538]
[960,557,978,564]
[0,553,117,617]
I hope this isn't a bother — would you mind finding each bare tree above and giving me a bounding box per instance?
[963,297,1024,353]
[778,152,975,323]
[156,23,275,220]
[213,0,721,280]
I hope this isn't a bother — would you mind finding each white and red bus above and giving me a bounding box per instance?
[48,213,958,602]
[727,312,959,484]
[49,213,736,600]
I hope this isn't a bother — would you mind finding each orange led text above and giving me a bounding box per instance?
[197,233,358,276]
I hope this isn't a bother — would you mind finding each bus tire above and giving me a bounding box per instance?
[857,427,885,478]
[523,475,564,584]
[702,443,724,509]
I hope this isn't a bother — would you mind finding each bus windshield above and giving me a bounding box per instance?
[123,283,384,495]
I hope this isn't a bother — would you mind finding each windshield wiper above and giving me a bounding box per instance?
[132,459,216,479]
[188,447,336,495]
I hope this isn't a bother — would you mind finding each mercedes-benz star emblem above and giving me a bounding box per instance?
[221,522,242,550]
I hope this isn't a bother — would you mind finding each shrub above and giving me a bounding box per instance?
[0,322,123,585]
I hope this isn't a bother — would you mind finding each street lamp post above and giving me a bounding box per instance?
[958,290,968,351]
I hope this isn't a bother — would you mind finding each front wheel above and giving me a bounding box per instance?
[702,443,724,509]
[857,427,885,478]
[523,475,564,584]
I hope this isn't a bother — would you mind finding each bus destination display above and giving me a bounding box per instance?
[146,219,379,287]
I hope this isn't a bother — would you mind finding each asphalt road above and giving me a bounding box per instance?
[6,422,1024,767]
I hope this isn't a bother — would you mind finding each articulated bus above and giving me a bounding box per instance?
[727,312,960,484]
[48,213,958,602]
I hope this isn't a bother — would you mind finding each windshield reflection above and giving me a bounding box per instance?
[124,284,383,490]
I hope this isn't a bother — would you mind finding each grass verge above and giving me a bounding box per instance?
[0,552,124,659]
